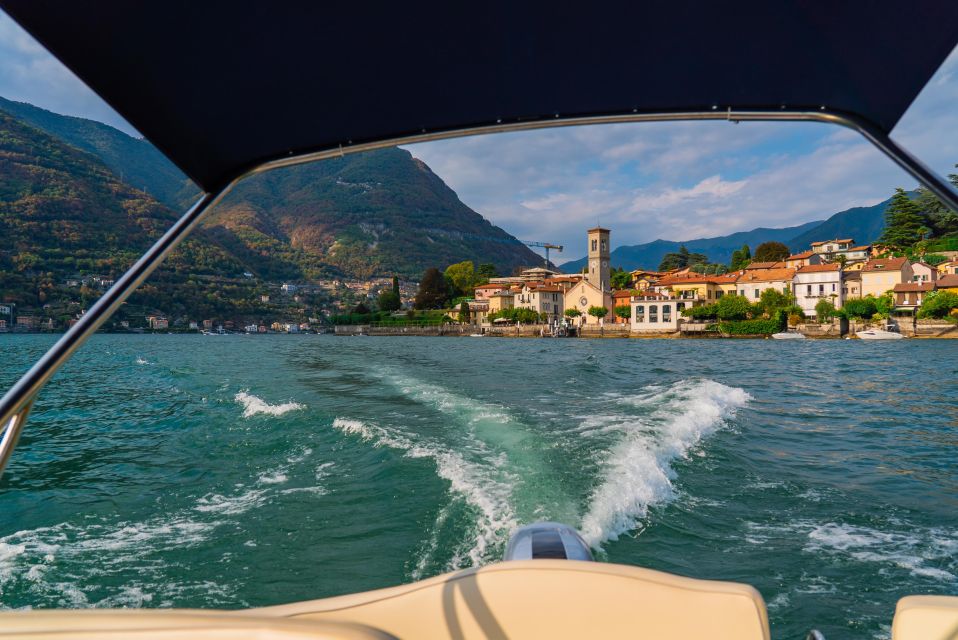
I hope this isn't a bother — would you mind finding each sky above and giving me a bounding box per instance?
[1,11,956,263]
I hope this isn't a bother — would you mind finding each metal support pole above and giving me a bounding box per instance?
[0,189,224,480]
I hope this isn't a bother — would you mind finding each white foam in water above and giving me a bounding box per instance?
[579,379,751,547]
[332,418,516,570]
[135,357,152,365]
[234,391,304,418]
[194,488,269,515]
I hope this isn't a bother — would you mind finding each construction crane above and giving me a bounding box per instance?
[522,241,563,268]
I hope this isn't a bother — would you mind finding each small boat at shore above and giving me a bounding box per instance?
[857,328,904,340]
[771,330,805,340]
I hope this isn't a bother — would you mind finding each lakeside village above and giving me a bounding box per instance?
[4,227,958,338]
[385,227,958,338]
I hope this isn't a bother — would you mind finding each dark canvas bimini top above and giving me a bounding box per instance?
[2,1,957,192]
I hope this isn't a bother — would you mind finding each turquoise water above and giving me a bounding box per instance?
[0,334,956,638]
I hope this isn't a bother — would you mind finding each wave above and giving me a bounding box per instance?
[135,357,153,365]
[234,391,304,418]
[579,379,750,547]
[332,418,516,572]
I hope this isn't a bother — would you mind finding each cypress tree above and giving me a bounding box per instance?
[879,188,925,249]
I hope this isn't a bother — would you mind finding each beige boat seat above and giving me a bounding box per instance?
[253,560,771,640]
[893,595,958,640]
[0,610,395,640]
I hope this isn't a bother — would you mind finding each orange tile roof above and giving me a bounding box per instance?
[745,261,785,269]
[811,238,854,246]
[893,282,935,293]
[536,286,563,293]
[786,250,815,260]
[937,274,958,287]
[847,245,870,251]
[474,283,504,289]
[737,267,797,283]
[797,263,840,273]
[863,257,908,272]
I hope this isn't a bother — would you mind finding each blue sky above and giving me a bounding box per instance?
[1,11,956,262]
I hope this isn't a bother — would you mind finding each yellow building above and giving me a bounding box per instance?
[860,258,913,298]
[564,280,612,324]
[487,292,514,316]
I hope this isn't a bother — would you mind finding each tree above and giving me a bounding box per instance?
[879,188,926,249]
[458,300,470,323]
[917,290,958,319]
[564,308,582,318]
[729,244,751,270]
[414,268,449,309]
[377,289,401,312]
[755,288,794,315]
[913,167,958,238]
[841,297,878,320]
[444,261,477,296]
[815,299,837,321]
[352,302,371,315]
[834,254,848,268]
[587,305,608,321]
[715,294,751,320]
[753,241,790,262]
[476,263,498,281]
[659,245,708,271]
[610,268,632,289]
[614,305,632,319]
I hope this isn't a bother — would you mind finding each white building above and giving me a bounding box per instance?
[793,263,843,318]
[515,284,564,323]
[630,293,688,332]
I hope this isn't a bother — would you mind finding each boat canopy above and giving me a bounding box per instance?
[2,1,957,193]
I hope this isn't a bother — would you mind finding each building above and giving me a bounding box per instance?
[563,228,613,323]
[785,250,822,269]
[793,263,843,317]
[735,267,796,301]
[515,284,564,323]
[611,289,634,323]
[910,261,938,283]
[630,293,688,333]
[842,271,862,298]
[147,316,169,330]
[938,260,958,276]
[584,227,611,291]
[937,274,958,293]
[15,315,39,331]
[487,291,515,317]
[893,282,935,313]
[861,258,913,298]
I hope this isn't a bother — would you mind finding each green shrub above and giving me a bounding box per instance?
[719,317,784,335]
[614,305,632,319]
[841,297,878,320]
[918,290,958,318]
[715,294,751,320]
[683,303,717,319]
[815,299,836,321]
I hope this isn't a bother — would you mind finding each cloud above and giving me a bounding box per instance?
[0,12,138,136]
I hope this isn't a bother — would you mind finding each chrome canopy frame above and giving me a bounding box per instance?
[1,108,956,480]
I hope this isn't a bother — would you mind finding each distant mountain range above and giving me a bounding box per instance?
[559,199,893,273]
[0,97,540,281]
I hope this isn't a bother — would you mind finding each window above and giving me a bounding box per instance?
[818,284,824,295]
[601,240,607,251]
[635,305,645,322]
[739,290,745,297]
[715,291,724,299]
[807,285,812,295]
[591,239,597,251]
[649,305,658,323]
[677,302,686,312]
[754,289,760,299]
[832,283,836,292]
[663,304,671,322]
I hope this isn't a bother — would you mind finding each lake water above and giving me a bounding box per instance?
[0,334,956,638]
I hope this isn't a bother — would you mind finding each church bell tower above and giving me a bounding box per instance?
[586,227,610,291]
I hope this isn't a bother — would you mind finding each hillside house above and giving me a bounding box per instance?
[861,258,913,298]
[793,263,843,317]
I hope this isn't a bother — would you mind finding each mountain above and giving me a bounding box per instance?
[559,220,823,273]
[202,147,542,280]
[0,96,198,209]
[786,197,892,252]
[560,196,898,273]
[0,108,261,321]
[0,97,541,281]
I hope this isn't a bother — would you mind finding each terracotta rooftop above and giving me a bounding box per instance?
[937,274,958,287]
[863,257,908,272]
[745,261,785,269]
[847,245,871,251]
[786,250,815,260]
[893,282,936,292]
[474,283,504,290]
[811,238,854,246]
[737,267,797,282]
[535,286,563,293]
[797,263,841,273]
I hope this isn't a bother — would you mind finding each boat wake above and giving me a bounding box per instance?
[234,391,304,418]
[579,379,751,547]
[332,418,516,575]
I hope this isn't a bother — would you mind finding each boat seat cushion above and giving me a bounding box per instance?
[254,560,770,640]
[893,595,958,640]
[0,610,395,640]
